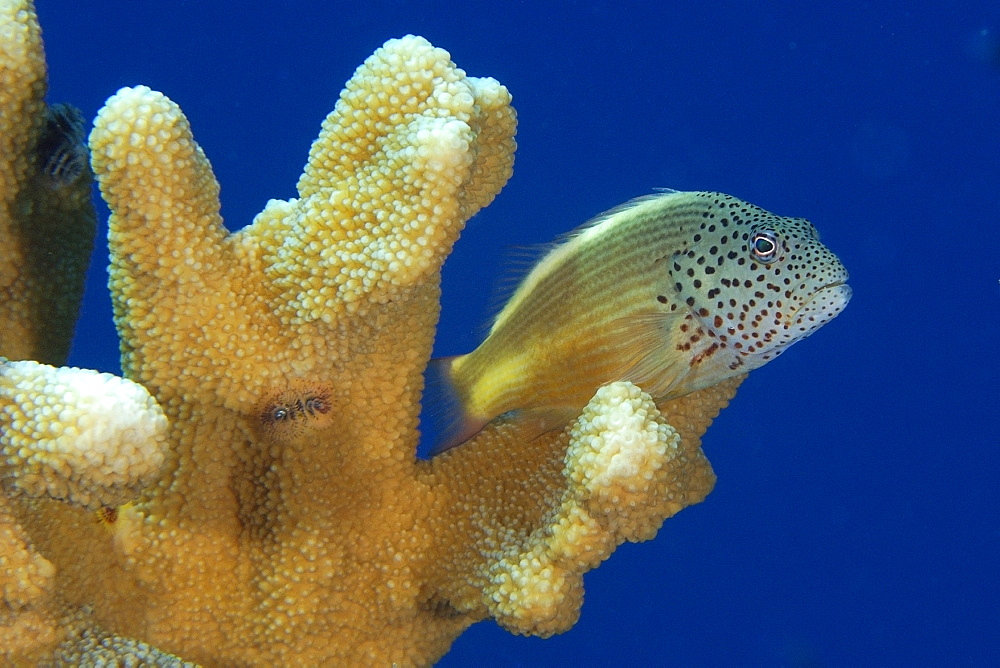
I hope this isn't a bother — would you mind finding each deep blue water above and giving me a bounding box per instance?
[37,1,998,665]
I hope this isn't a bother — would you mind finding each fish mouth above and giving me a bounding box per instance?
[818,279,851,300]
[785,280,852,327]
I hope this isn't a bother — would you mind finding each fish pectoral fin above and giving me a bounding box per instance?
[494,406,581,444]
[434,406,579,456]
[605,310,691,402]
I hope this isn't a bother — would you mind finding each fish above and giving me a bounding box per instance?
[430,190,851,452]
[35,103,88,189]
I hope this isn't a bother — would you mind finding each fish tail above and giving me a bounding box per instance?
[425,356,489,455]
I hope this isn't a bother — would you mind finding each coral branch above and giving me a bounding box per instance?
[0,360,168,510]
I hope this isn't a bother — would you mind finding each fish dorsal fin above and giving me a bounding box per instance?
[555,190,683,245]
[489,191,691,336]
[481,243,553,337]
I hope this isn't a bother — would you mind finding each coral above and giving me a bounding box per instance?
[0,3,742,664]
[0,360,167,510]
[428,380,734,638]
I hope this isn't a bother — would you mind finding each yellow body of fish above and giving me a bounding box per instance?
[434,190,850,451]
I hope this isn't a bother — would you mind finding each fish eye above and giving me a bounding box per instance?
[750,230,780,264]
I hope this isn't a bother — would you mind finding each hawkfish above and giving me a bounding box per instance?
[431,190,851,452]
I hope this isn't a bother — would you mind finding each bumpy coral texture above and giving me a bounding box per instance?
[0,361,168,510]
[1,6,742,664]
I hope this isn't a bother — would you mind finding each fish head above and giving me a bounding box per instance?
[668,193,851,375]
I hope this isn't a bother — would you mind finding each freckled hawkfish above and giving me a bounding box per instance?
[431,190,851,452]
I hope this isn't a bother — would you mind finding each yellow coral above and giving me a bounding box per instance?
[476,381,695,634]
[1,7,744,664]
[426,378,736,643]
[0,359,168,662]
[0,360,167,510]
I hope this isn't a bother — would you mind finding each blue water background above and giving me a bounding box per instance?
[37,1,998,665]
